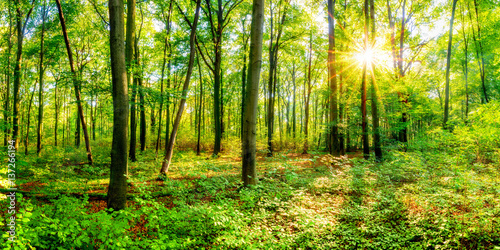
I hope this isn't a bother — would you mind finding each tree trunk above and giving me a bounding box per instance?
[303,31,313,155]
[362,0,369,159]
[159,0,201,175]
[4,6,13,146]
[25,84,36,155]
[460,2,469,122]
[443,0,458,129]
[13,1,34,150]
[196,54,203,156]
[107,0,129,211]
[327,0,339,156]
[127,0,137,162]
[242,0,265,186]
[54,78,59,146]
[55,0,93,164]
[37,1,47,155]
[137,47,146,152]
[369,0,382,161]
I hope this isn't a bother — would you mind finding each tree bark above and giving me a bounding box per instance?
[370,0,382,161]
[127,0,137,162]
[327,0,339,156]
[443,0,458,129]
[37,0,47,155]
[55,0,93,164]
[242,0,265,186]
[12,0,34,150]
[361,0,369,159]
[159,0,201,175]
[196,54,203,156]
[107,0,129,211]
[4,6,13,146]
[25,84,36,155]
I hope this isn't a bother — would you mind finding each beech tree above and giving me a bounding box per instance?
[107,0,129,211]
[160,0,201,175]
[242,0,265,186]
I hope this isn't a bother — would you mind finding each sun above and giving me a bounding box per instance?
[355,48,374,65]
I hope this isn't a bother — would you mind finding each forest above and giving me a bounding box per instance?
[0,0,499,248]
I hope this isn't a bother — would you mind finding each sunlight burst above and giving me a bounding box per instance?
[355,48,374,65]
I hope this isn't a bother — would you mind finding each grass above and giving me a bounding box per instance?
[1,138,500,249]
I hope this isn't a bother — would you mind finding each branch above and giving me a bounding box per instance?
[88,0,109,27]
[21,0,36,35]
[195,37,215,72]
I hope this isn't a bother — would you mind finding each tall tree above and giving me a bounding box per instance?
[369,0,382,160]
[196,0,243,156]
[361,0,369,159]
[242,0,265,186]
[266,0,290,156]
[155,0,173,157]
[327,0,339,156]
[468,0,488,103]
[160,0,201,175]
[127,0,137,162]
[108,0,129,211]
[12,0,34,150]
[460,1,469,121]
[443,0,458,129]
[37,0,47,155]
[3,5,14,146]
[55,0,93,164]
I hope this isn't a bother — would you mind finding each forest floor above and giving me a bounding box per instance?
[1,143,500,249]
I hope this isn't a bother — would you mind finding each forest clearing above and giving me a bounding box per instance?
[1,0,500,248]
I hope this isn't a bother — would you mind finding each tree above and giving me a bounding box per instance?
[12,0,34,151]
[196,0,243,157]
[155,0,174,158]
[443,0,458,129]
[242,0,265,186]
[266,0,291,156]
[159,0,201,175]
[55,0,93,164]
[108,0,129,211]
[327,0,339,156]
[127,0,137,162]
[361,0,369,159]
[369,0,382,161]
[36,0,47,155]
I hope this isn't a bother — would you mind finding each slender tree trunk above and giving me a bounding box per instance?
[196,54,203,156]
[25,85,36,155]
[240,20,249,139]
[242,0,265,186]
[37,1,47,155]
[369,0,382,161]
[55,0,93,164]
[13,1,34,150]
[165,57,171,152]
[327,0,339,156]
[137,46,146,152]
[156,37,168,157]
[443,0,458,129]
[461,2,469,122]
[75,111,80,147]
[127,0,137,162]
[107,0,129,211]
[54,78,58,146]
[160,0,201,175]
[303,32,313,155]
[4,7,13,146]
[361,0,369,159]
